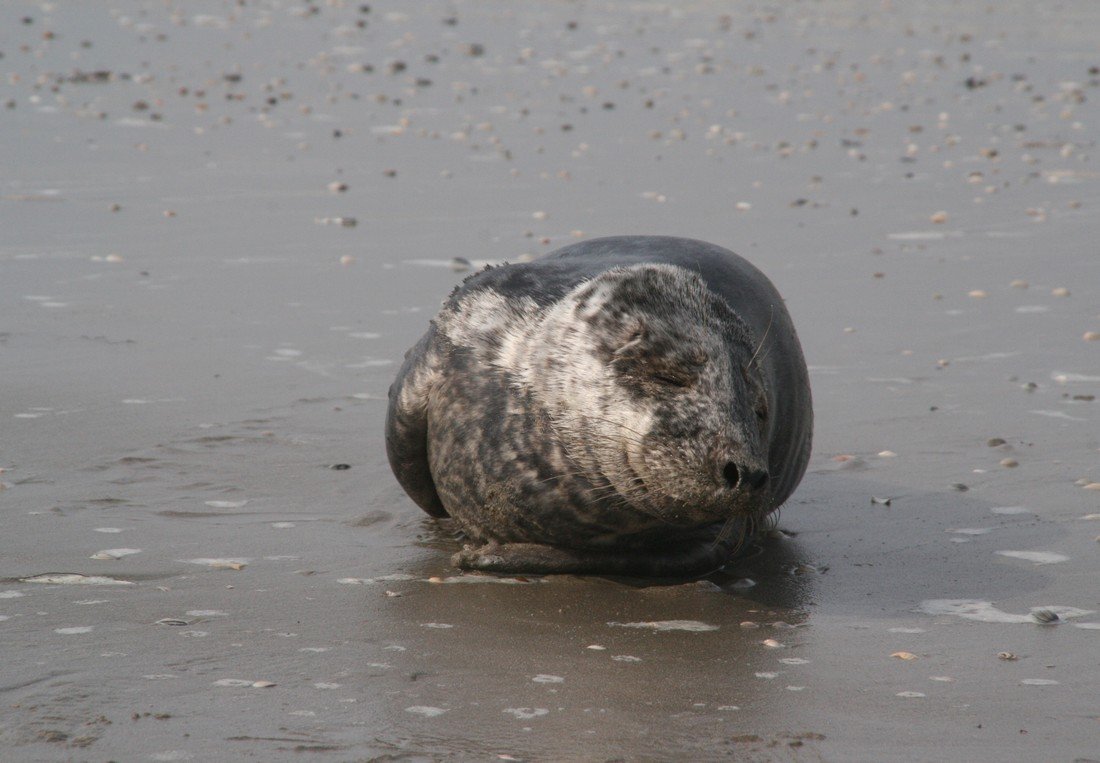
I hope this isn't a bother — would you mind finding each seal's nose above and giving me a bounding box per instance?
[721,461,768,491]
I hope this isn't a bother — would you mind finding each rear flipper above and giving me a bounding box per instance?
[452,536,741,578]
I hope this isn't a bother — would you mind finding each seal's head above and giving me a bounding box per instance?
[518,264,773,532]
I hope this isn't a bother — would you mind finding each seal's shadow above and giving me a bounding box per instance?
[409,514,817,612]
[405,463,1065,619]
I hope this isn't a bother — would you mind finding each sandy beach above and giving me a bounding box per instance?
[2,1,1099,760]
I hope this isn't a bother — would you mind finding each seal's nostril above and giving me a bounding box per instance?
[722,462,740,489]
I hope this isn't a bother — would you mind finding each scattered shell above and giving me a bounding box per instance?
[1000,458,1019,468]
[532,674,564,684]
[1084,483,1100,491]
[20,573,133,586]
[871,496,893,506]
[1051,287,1070,297]
[183,558,249,570]
[739,621,760,629]
[968,289,988,299]
[997,651,1019,661]
[987,437,1006,447]
[585,644,606,650]
[1009,279,1028,289]
[503,708,548,720]
[339,255,356,266]
[788,563,821,576]
[608,620,718,632]
[761,639,784,648]
[327,181,348,193]
[930,211,949,224]
[891,651,919,661]
[405,706,447,717]
[877,450,897,458]
[1084,332,1100,342]
[1032,609,1061,624]
[997,551,1069,565]
[156,618,190,627]
[89,548,142,560]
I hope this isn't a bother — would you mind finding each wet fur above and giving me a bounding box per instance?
[385,236,812,577]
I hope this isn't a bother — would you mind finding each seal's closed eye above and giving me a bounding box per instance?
[651,369,695,388]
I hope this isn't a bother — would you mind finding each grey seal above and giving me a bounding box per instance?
[386,236,812,577]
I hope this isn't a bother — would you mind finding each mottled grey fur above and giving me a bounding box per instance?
[386,236,812,577]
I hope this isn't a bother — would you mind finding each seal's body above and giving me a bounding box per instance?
[386,236,812,576]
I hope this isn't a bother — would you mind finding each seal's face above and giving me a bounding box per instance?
[527,264,772,531]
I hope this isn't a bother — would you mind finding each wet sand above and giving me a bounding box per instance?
[3,1,1099,760]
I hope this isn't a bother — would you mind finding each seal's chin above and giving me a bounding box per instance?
[618,474,753,529]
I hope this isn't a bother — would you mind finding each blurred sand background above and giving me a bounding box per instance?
[2,1,1099,760]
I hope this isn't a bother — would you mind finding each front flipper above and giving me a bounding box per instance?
[453,537,740,578]
[385,327,447,517]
